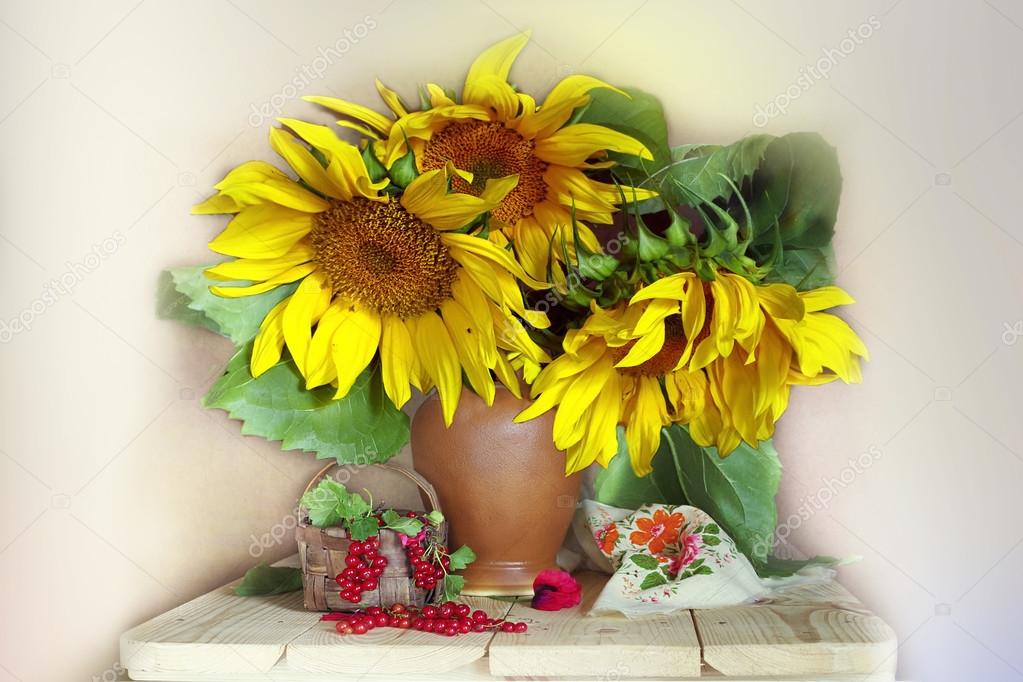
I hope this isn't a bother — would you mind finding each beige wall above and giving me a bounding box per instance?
[1,1,1021,680]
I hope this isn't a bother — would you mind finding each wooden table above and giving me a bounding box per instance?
[120,556,897,681]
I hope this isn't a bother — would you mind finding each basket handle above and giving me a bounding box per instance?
[303,461,441,515]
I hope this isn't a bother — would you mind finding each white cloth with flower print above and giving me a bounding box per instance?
[575,500,803,617]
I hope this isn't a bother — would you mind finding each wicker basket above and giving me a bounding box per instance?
[297,462,444,611]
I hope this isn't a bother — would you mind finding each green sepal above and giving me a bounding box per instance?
[388,148,419,188]
[361,143,388,183]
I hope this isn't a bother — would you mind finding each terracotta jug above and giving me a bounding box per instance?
[411,385,581,595]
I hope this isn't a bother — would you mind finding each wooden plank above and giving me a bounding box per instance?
[694,581,898,681]
[488,572,703,679]
[120,588,320,678]
[285,594,513,676]
[124,657,497,681]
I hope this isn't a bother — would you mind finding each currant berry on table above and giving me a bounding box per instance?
[327,601,528,638]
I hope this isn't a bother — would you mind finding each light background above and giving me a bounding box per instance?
[1,1,1021,680]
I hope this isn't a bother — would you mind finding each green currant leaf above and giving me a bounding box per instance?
[347,516,380,541]
[447,545,476,571]
[443,574,465,601]
[204,345,410,464]
[233,564,303,596]
[382,510,423,536]
[426,510,445,526]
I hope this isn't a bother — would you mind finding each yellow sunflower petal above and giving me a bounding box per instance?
[304,301,350,389]
[192,193,244,215]
[278,118,387,200]
[552,357,615,450]
[204,242,313,282]
[464,32,530,96]
[493,351,523,398]
[380,315,416,409]
[800,285,856,312]
[375,79,408,118]
[443,231,547,289]
[268,127,343,199]
[330,303,382,399]
[534,123,652,166]
[250,298,289,377]
[631,273,691,303]
[208,204,314,259]
[402,166,518,230]
[544,74,626,111]
[615,318,666,368]
[281,270,332,375]
[303,95,394,135]
[440,299,496,406]
[625,375,667,476]
[410,312,463,426]
[209,262,317,298]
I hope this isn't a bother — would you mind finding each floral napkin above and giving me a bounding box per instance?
[572,500,829,617]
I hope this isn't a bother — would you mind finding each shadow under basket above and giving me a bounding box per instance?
[296,462,445,611]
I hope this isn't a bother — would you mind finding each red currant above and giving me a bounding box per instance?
[500,622,515,633]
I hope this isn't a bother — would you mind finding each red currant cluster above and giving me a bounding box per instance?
[334,537,387,603]
[406,539,447,591]
[330,602,528,637]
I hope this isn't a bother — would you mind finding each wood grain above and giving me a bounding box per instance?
[694,581,898,681]
[488,571,703,679]
[120,556,899,681]
[120,588,319,678]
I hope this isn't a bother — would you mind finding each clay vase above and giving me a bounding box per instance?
[411,385,581,596]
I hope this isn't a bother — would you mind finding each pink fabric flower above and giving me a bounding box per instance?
[531,569,582,611]
[668,533,702,576]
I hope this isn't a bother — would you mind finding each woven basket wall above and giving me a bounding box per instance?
[297,463,444,611]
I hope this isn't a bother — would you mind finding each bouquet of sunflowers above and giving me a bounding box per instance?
[163,33,866,570]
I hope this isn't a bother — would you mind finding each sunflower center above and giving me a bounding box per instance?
[311,198,458,319]
[421,121,548,223]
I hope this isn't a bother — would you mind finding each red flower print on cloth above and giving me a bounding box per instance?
[667,533,702,577]
[594,522,619,555]
[531,569,583,611]
[628,509,685,555]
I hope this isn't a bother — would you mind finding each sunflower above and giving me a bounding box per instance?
[516,272,868,475]
[193,119,551,425]
[302,32,656,283]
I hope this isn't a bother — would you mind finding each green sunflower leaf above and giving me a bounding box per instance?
[660,136,774,206]
[204,345,410,464]
[574,87,671,171]
[749,132,841,251]
[593,427,686,508]
[158,264,297,345]
[661,425,781,566]
[233,564,303,596]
